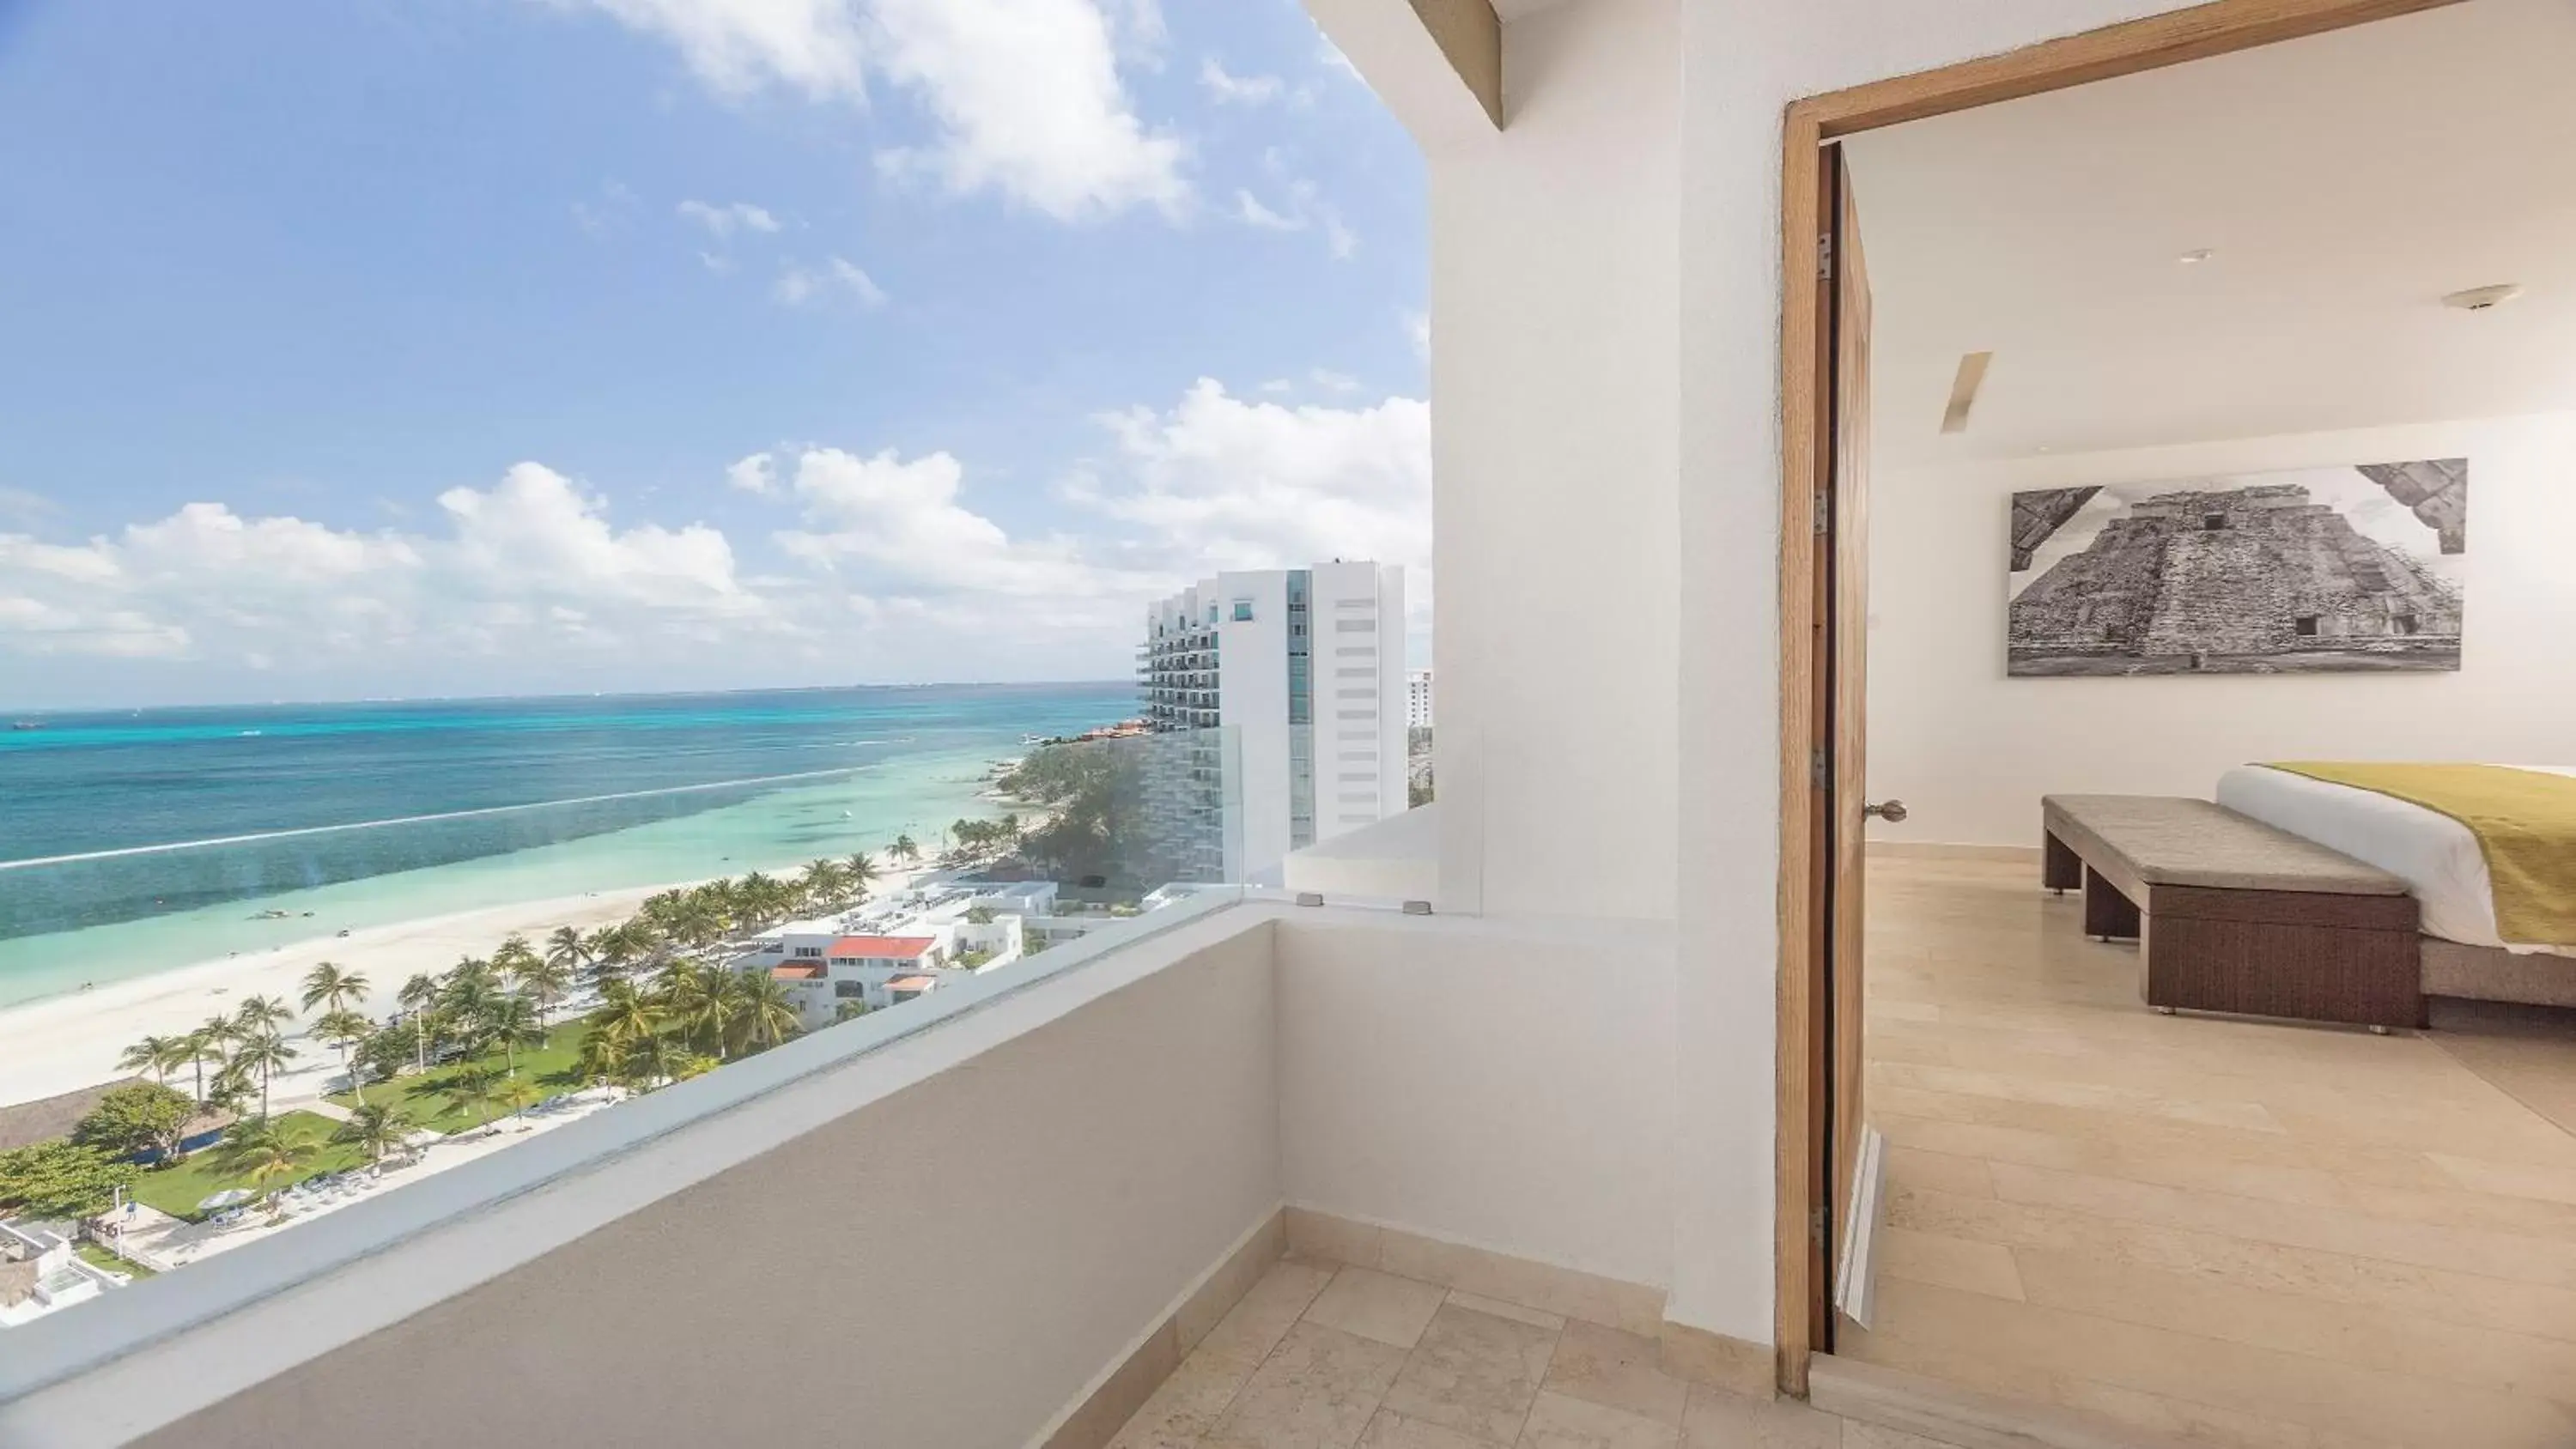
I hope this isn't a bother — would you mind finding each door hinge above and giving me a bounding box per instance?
[1814,488,1829,535]
[1818,232,1834,282]
[1812,749,1829,791]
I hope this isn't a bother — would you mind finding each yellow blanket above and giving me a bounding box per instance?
[2262,763,2576,946]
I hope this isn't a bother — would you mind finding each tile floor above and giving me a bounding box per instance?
[1111,1256,1945,1449]
[1850,853,2576,1449]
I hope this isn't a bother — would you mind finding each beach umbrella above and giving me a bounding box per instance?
[197,1189,253,1211]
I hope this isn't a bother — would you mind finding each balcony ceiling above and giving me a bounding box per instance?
[1846,0,2576,468]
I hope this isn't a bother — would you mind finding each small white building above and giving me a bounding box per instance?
[0,1221,119,1330]
[1406,669,1434,730]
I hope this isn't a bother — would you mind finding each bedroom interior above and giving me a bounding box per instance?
[1820,1,2576,1442]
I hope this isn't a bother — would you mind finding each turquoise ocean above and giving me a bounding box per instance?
[0,683,1131,1009]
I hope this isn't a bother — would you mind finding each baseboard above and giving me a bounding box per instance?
[1811,1354,2195,1449]
[1033,1206,1286,1449]
[1868,841,2044,864]
[1285,1205,1774,1399]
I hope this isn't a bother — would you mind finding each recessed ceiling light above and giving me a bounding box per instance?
[2176,249,2214,265]
[2443,283,2524,312]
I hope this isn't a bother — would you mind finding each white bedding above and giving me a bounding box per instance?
[2215,765,2576,955]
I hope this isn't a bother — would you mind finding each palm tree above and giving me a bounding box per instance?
[583,924,636,983]
[204,1059,256,1118]
[623,1033,689,1091]
[518,951,574,1029]
[842,852,878,904]
[210,1117,319,1210]
[499,1077,543,1128]
[185,1018,235,1104]
[440,961,502,1056]
[490,934,541,996]
[890,834,920,864]
[332,1101,410,1166]
[587,977,664,1051]
[664,961,747,1058]
[733,971,805,1056]
[397,973,440,1071]
[117,1034,185,1089]
[313,1009,376,1102]
[483,995,547,1078]
[234,993,295,1039]
[439,1064,502,1135]
[233,1029,297,1118]
[299,961,370,1016]
[544,925,593,986]
[799,858,845,913]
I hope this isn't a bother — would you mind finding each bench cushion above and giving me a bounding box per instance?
[2043,794,2409,896]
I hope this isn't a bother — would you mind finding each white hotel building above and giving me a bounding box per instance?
[1139,562,1406,883]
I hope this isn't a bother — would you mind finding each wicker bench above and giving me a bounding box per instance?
[2041,795,2424,1030]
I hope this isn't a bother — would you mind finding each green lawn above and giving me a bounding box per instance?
[328,1021,592,1137]
[76,1241,157,1279]
[126,1111,369,1221]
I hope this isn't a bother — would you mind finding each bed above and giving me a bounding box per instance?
[2216,764,2576,1006]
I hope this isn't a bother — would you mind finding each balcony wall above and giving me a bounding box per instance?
[26,902,1681,1449]
[99,917,1282,1449]
[1276,908,1676,1291]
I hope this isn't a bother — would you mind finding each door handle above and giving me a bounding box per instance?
[1863,800,1908,823]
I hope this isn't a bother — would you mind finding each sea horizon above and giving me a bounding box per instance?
[0,680,1135,1009]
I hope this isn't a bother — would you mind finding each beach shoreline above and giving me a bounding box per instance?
[0,850,942,1111]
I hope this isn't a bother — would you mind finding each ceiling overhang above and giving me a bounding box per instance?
[1306,0,1505,141]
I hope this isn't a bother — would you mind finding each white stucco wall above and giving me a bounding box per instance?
[116,926,1282,1449]
[1867,411,2576,846]
[1273,911,1678,1290]
[1324,0,2215,1343]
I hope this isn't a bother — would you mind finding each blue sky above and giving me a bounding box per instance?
[0,0,1429,708]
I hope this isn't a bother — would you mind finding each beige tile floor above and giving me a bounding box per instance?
[1112,1256,1948,1449]
[1850,854,2576,1449]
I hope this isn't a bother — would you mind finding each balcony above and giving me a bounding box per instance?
[0,895,1734,1448]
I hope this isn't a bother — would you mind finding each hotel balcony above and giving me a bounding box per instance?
[0,891,1733,1449]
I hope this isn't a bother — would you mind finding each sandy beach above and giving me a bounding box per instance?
[0,886,664,1109]
[0,847,943,1109]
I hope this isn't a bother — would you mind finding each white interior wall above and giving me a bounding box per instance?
[1274,911,1678,1290]
[1868,411,2576,846]
[1661,0,2193,1343]
[1325,0,2217,1348]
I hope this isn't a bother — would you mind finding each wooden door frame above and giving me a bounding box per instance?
[1770,0,2467,1396]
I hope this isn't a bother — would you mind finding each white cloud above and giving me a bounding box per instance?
[3,379,1432,695]
[773,256,890,308]
[1403,309,1431,362]
[1309,369,1360,394]
[1067,379,1430,591]
[0,467,772,674]
[1235,189,1302,231]
[1230,171,1354,258]
[699,251,737,275]
[1199,57,1283,106]
[677,198,781,237]
[726,453,779,495]
[553,0,870,100]
[868,0,1188,222]
[1322,215,1357,260]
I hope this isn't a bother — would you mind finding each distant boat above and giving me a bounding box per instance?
[9,721,39,731]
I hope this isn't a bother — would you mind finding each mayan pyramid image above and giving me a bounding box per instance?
[2008,461,2465,676]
